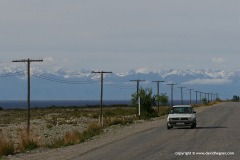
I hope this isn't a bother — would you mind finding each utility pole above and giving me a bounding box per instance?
[199,92,203,104]
[130,79,145,118]
[178,87,186,105]
[92,71,112,127]
[194,91,198,104]
[202,92,205,103]
[214,94,217,101]
[152,80,164,113]
[207,93,210,103]
[130,80,146,95]
[12,58,43,136]
[167,83,177,107]
[187,89,194,105]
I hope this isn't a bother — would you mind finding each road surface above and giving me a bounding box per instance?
[72,102,240,160]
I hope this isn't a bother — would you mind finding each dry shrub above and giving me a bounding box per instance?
[47,132,80,148]
[17,129,38,152]
[64,131,82,145]
[0,131,15,157]
[47,138,65,148]
[104,117,122,127]
[82,123,101,141]
[121,117,134,125]
[48,123,101,148]
[44,115,58,126]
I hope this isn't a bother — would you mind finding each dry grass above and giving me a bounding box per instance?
[47,123,101,148]
[0,106,135,125]
[191,100,221,108]
[104,117,134,127]
[0,131,14,157]
[0,128,39,157]
[17,129,39,152]
[0,105,166,157]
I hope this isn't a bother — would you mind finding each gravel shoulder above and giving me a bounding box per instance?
[6,104,218,160]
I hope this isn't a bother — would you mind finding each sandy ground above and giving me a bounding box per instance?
[5,104,215,160]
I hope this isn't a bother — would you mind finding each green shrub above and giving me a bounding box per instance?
[202,98,208,105]
[131,88,158,119]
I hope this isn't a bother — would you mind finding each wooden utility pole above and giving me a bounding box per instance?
[178,87,186,105]
[92,71,112,127]
[187,89,194,105]
[199,92,204,104]
[130,80,146,95]
[167,83,177,107]
[12,58,43,136]
[152,80,164,113]
[207,93,210,102]
[194,91,198,104]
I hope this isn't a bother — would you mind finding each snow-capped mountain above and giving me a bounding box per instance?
[0,66,239,100]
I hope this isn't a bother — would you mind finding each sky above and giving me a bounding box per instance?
[0,0,240,73]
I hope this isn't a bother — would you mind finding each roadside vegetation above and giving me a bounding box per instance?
[0,95,221,158]
[131,88,158,119]
[0,105,136,158]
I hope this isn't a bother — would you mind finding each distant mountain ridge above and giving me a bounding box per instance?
[0,67,239,100]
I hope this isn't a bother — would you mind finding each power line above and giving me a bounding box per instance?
[0,71,25,77]
[33,74,98,84]
[104,78,135,90]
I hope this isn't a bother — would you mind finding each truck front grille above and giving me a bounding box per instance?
[170,118,189,121]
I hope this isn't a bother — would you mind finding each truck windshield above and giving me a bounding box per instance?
[171,107,193,114]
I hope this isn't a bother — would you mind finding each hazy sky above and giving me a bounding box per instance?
[0,0,239,72]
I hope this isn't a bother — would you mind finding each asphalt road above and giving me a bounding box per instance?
[72,102,240,160]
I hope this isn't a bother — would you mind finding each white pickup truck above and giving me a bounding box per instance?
[167,105,197,129]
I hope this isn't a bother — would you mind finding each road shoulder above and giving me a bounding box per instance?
[7,103,220,160]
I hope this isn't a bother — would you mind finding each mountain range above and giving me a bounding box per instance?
[0,66,239,100]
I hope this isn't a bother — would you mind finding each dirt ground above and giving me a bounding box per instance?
[5,104,215,160]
